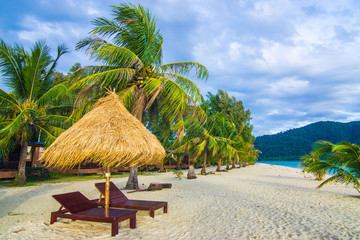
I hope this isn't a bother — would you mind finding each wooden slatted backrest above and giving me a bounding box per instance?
[52,191,96,214]
[95,182,129,202]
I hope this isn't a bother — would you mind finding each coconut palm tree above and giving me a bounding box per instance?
[171,113,238,175]
[210,113,238,171]
[308,140,360,194]
[0,39,71,185]
[75,3,208,189]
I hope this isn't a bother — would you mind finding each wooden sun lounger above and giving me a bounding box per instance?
[50,191,137,237]
[94,182,168,218]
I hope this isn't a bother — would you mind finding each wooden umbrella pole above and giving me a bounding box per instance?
[105,166,111,209]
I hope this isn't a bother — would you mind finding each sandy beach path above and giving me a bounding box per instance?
[0,164,359,240]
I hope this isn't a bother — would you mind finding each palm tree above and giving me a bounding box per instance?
[75,3,208,189]
[308,141,360,194]
[210,113,238,171]
[0,39,71,185]
[172,114,238,175]
[299,152,326,180]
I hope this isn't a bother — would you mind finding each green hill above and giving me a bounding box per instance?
[254,121,360,161]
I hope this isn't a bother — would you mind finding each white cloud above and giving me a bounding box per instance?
[266,77,309,96]
[18,16,65,40]
[3,0,360,136]
[18,15,87,41]
[87,7,100,16]
[249,0,293,20]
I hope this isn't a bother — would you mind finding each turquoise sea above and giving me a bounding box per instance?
[257,160,304,169]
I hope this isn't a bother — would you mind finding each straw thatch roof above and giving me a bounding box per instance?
[40,92,165,169]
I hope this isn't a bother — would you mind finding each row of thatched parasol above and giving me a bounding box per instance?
[40,92,165,209]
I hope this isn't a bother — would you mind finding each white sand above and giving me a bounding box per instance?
[0,164,359,240]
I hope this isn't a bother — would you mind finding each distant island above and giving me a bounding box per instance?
[254,121,360,161]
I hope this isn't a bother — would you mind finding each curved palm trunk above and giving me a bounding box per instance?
[216,156,222,172]
[126,88,146,189]
[232,159,236,169]
[201,145,208,175]
[160,159,165,172]
[180,146,188,170]
[176,156,181,170]
[125,165,139,189]
[226,160,230,170]
[16,140,28,185]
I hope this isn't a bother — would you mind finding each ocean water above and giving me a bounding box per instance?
[257,160,304,169]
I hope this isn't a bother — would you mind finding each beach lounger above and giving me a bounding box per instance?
[94,182,168,218]
[50,191,137,237]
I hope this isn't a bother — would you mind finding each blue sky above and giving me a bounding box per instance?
[1,0,360,136]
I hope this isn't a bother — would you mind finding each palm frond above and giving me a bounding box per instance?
[24,40,53,101]
[36,84,68,107]
[90,17,123,39]
[0,88,21,112]
[37,125,65,147]
[43,43,69,83]
[71,67,136,90]
[0,39,25,96]
[111,3,163,65]
[161,73,202,103]
[156,62,209,80]
[89,43,142,67]
[314,140,334,156]
[75,36,107,52]
[143,77,164,110]
[157,79,191,123]
[0,109,31,146]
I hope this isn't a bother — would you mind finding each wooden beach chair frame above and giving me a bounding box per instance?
[94,182,168,218]
[50,191,137,237]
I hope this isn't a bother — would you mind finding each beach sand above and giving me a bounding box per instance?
[0,163,359,240]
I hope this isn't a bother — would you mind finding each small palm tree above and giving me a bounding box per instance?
[308,141,360,194]
[0,39,71,185]
[75,3,208,189]
[299,152,326,180]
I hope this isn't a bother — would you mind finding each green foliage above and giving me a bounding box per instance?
[169,89,257,174]
[299,152,326,180]
[254,121,360,161]
[48,170,59,179]
[302,140,360,194]
[0,39,71,185]
[170,169,183,180]
[205,90,255,143]
[75,3,208,138]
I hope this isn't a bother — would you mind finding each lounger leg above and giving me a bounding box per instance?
[111,221,119,237]
[163,204,168,213]
[150,209,155,218]
[130,214,136,229]
[50,213,57,224]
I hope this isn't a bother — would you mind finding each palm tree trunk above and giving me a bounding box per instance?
[216,156,222,172]
[201,145,208,175]
[226,160,230,170]
[160,159,165,172]
[126,88,147,189]
[17,141,28,185]
[176,156,181,170]
[232,159,236,169]
[125,165,139,189]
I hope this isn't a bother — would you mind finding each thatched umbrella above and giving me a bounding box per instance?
[40,91,165,209]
